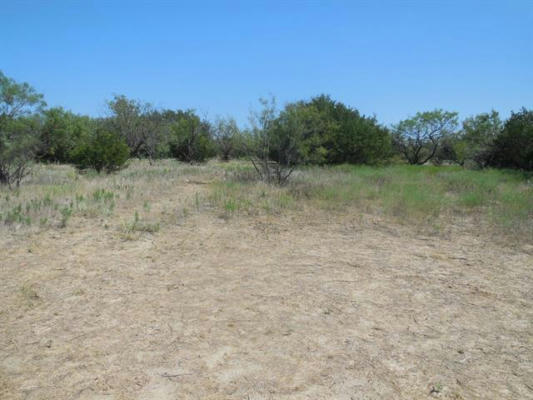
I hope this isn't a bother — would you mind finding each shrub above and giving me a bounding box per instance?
[248,96,296,184]
[39,107,93,163]
[247,95,392,185]
[168,111,215,162]
[270,95,391,166]
[71,129,129,173]
[457,111,502,168]
[307,95,391,165]
[106,95,163,160]
[487,108,533,170]
[213,117,242,161]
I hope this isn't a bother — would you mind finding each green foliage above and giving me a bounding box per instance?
[0,182,120,230]
[1,69,531,181]
[0,117,41,186]
[247,95,391,185]
[248,96,294,184]
[59,204,73,228]
[213,117,243,161]
[71,129,130,173]
[392,110,458,165]
[211,161,532,237]
[123,210,160,233]
[271,99,329,165]
[305,95,391,165]
[106,95,162,158]
[487,108,533,170]
[266,95,391,166]
[168,110,215,162]
[442,111,503,167]
[0,71,46,118]
[39,107,93,163]
[0,71,45,187]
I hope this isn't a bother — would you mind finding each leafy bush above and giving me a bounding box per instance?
[486,108,533,170]
[248,97,296,184]
[307,95,391,165]
[213,117,243,161]
[39,107,93,163]
[269,95,391,166]
[247,95,392,185]
[168,111,215,162]
[106,95,163,159]
[457,111,502,168]
[71,129,129,173]
[435,111,502,167]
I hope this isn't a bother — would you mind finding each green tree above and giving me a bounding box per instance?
[271,100,329,166]
[392,110,458,165]
[0,71,46,187]
[0,71,45,118]
[455,110,502,167]
[247,95,392,184]
[488,108,533,170]
[107,95,162,160]
[39,107,93,163]
[247,96,296,184]
[168,110,215,162]
[213,117,242,161]
[309,95,390,165]
[71,129,130,173]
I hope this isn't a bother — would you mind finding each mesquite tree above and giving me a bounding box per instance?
[392,110,458,165]
[248,96,293,184]
[0,71,45,187]
[107,95,161,161]
[213,117,241,161]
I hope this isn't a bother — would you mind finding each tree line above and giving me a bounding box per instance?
[1,70,531,187]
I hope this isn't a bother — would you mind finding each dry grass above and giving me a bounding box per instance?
[0,160,532,399]
[1,160,530,240]
[0,160,215,235]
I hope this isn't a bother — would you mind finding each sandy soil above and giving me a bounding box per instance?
[1,182,532,399]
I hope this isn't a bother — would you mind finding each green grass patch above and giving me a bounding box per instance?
[212,162,532,237]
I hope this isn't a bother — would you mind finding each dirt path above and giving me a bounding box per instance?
[1,203,532,399]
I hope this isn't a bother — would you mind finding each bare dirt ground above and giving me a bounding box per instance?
[1,180,532,399]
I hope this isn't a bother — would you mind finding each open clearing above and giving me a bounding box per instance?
[1,161,532,399]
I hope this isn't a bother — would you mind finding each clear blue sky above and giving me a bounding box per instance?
[2,0,532,127]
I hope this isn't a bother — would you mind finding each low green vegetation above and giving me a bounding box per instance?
[0,181,118,229]
[0,160,530,241]
[70,129,130,173]
[210,162,532,238]
[122,210,160,234]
